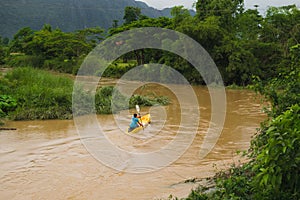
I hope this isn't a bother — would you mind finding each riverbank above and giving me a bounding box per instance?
[0,67,169,122]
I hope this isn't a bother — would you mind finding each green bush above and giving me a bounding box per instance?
[0,46,6,64]
[252,105,300,199]
[212,164,254,200]
[95,86,169,114]
[6,55,44,68]
[185,187,209,200]
[0,95,17,118]
[101,62,136,78]
[5,54,83,74]
[43,58,83,74]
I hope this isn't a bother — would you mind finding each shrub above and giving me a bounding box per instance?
[0,95,17,117]
[43,58,83,74]
[101,61,136,78]
[252,105,300,199]
[6,55,44,68]
[95,86,169,114]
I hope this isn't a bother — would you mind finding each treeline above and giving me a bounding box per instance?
[109,3,300,86]
[0,1,299,86]
[0,25,104,74]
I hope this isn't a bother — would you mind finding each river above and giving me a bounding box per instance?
[0,84,265,200]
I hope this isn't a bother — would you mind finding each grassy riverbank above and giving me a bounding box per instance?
[0,67,74,120]
[0,67,169,122]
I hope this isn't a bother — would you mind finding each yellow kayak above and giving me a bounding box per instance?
[127,113,151,134]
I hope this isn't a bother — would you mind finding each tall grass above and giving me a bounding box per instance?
[6,55,84,75]
[1,67,74,120]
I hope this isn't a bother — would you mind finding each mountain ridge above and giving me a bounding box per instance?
[0,0,192,38]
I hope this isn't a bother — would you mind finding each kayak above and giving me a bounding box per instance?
[127,113,151,134]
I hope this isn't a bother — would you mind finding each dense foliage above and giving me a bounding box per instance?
[252,105,300,199]
[5,25,104,74]
[161,3,299,198]
[107,3,300,86]
[181,44,300,200]
[0,95,17,124]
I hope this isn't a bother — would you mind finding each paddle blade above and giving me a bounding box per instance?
[135,105,140,113]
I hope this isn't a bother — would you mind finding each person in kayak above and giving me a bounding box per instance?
[128,113,143,132]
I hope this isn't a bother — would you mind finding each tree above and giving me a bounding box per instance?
[196,0,244,30]
[108,17,172,66]
[261,5,300,57]
[75,27,104,47]
[170,6,191,27]
[225,41,259,85]
[9,27,34,53]
[0,36,9,46]
[235,9,262,40]
[10,25,103,60]
[6,25,105,73]
[253,44,300,116]
[112,20,119,28]
[0,45,5,64]
[123,6,142,24]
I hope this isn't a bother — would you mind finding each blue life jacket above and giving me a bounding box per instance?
[129,117,139,128]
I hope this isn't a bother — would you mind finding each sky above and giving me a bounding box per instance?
[138,0,300,13]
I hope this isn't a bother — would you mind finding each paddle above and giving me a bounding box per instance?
[135,105,144,129]
[135,104,140,115]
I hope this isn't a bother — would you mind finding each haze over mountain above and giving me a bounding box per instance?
[0,0,186,38]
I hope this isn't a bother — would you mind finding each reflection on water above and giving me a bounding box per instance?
[0,85,265,199]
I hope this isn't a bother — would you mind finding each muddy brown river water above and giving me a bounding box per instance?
[0,84,266,200]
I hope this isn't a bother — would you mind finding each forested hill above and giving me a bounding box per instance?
[0,0,180,38]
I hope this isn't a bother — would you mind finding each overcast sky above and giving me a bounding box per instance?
[138,0,300,14]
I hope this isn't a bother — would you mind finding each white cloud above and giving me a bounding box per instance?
[245,0,300,13]
[138,0,195,9]
[138,0,300,11]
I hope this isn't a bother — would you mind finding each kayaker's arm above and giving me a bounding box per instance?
[137,114,143,126]
[138,121,144,127]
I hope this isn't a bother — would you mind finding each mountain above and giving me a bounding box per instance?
[0,0,195,38]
